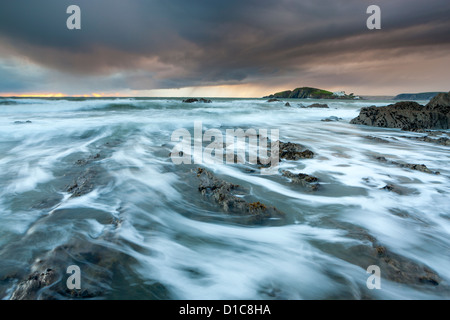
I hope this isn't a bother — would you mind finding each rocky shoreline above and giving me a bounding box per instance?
[351,92,450,130]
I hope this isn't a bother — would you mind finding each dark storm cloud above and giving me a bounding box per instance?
[0,0,449,92]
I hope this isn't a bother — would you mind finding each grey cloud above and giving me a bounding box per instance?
[0,0,449,93]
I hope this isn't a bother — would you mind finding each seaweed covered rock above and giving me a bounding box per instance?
[196,168,285,224]
[281,170,319,191]
[279,141,314,160]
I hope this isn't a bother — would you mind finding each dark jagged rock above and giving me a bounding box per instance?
[196,168,285,224]
[267,98,282,103]
[182,98,212,103]
[281,170,319,191]
[285,102,291,107]
[374,156,439,174]
[426,92,450,109]
[66,153,108,197]
[350,93,450,130]
[279,141,314,160]
[10,268,58,300]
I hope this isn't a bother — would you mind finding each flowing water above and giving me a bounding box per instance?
[0,97,449,299]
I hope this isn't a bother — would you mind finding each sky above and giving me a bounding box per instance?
[0,0,449,97]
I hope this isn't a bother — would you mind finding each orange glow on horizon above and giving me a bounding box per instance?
[0,92,125,98]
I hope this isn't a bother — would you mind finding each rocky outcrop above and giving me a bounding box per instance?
[427,92,450,109]
[350,93,450,130]
[267,98,282,102]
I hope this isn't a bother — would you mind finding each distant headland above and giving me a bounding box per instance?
[393,92,445,100]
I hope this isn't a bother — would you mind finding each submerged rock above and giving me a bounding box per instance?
[380,184,416,196]
[281,170,319,191]
[267,98,282,103]
[196,168,285,224]
[285,102,291,107]
[350,92,450,130]
[325,223,442,287]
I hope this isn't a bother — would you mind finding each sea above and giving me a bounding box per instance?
[0,97,449,299]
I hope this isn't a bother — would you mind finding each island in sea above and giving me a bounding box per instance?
[263,86,361,100]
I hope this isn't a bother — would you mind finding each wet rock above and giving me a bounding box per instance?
[350,94,450,130]
[196,168,285,224]
[10,240,122,300]
[372,243,441,286]
[426,91,450,110]
[380,184,414,195]
[285,102,291,107]
[182,98,212,103]
[75,153,102,166]
[10,268,58,300]
[66,167,97,197]
[279,141,314,160]
[324,224,442,287]
[267,98,282,103]
[281,170,319,191]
